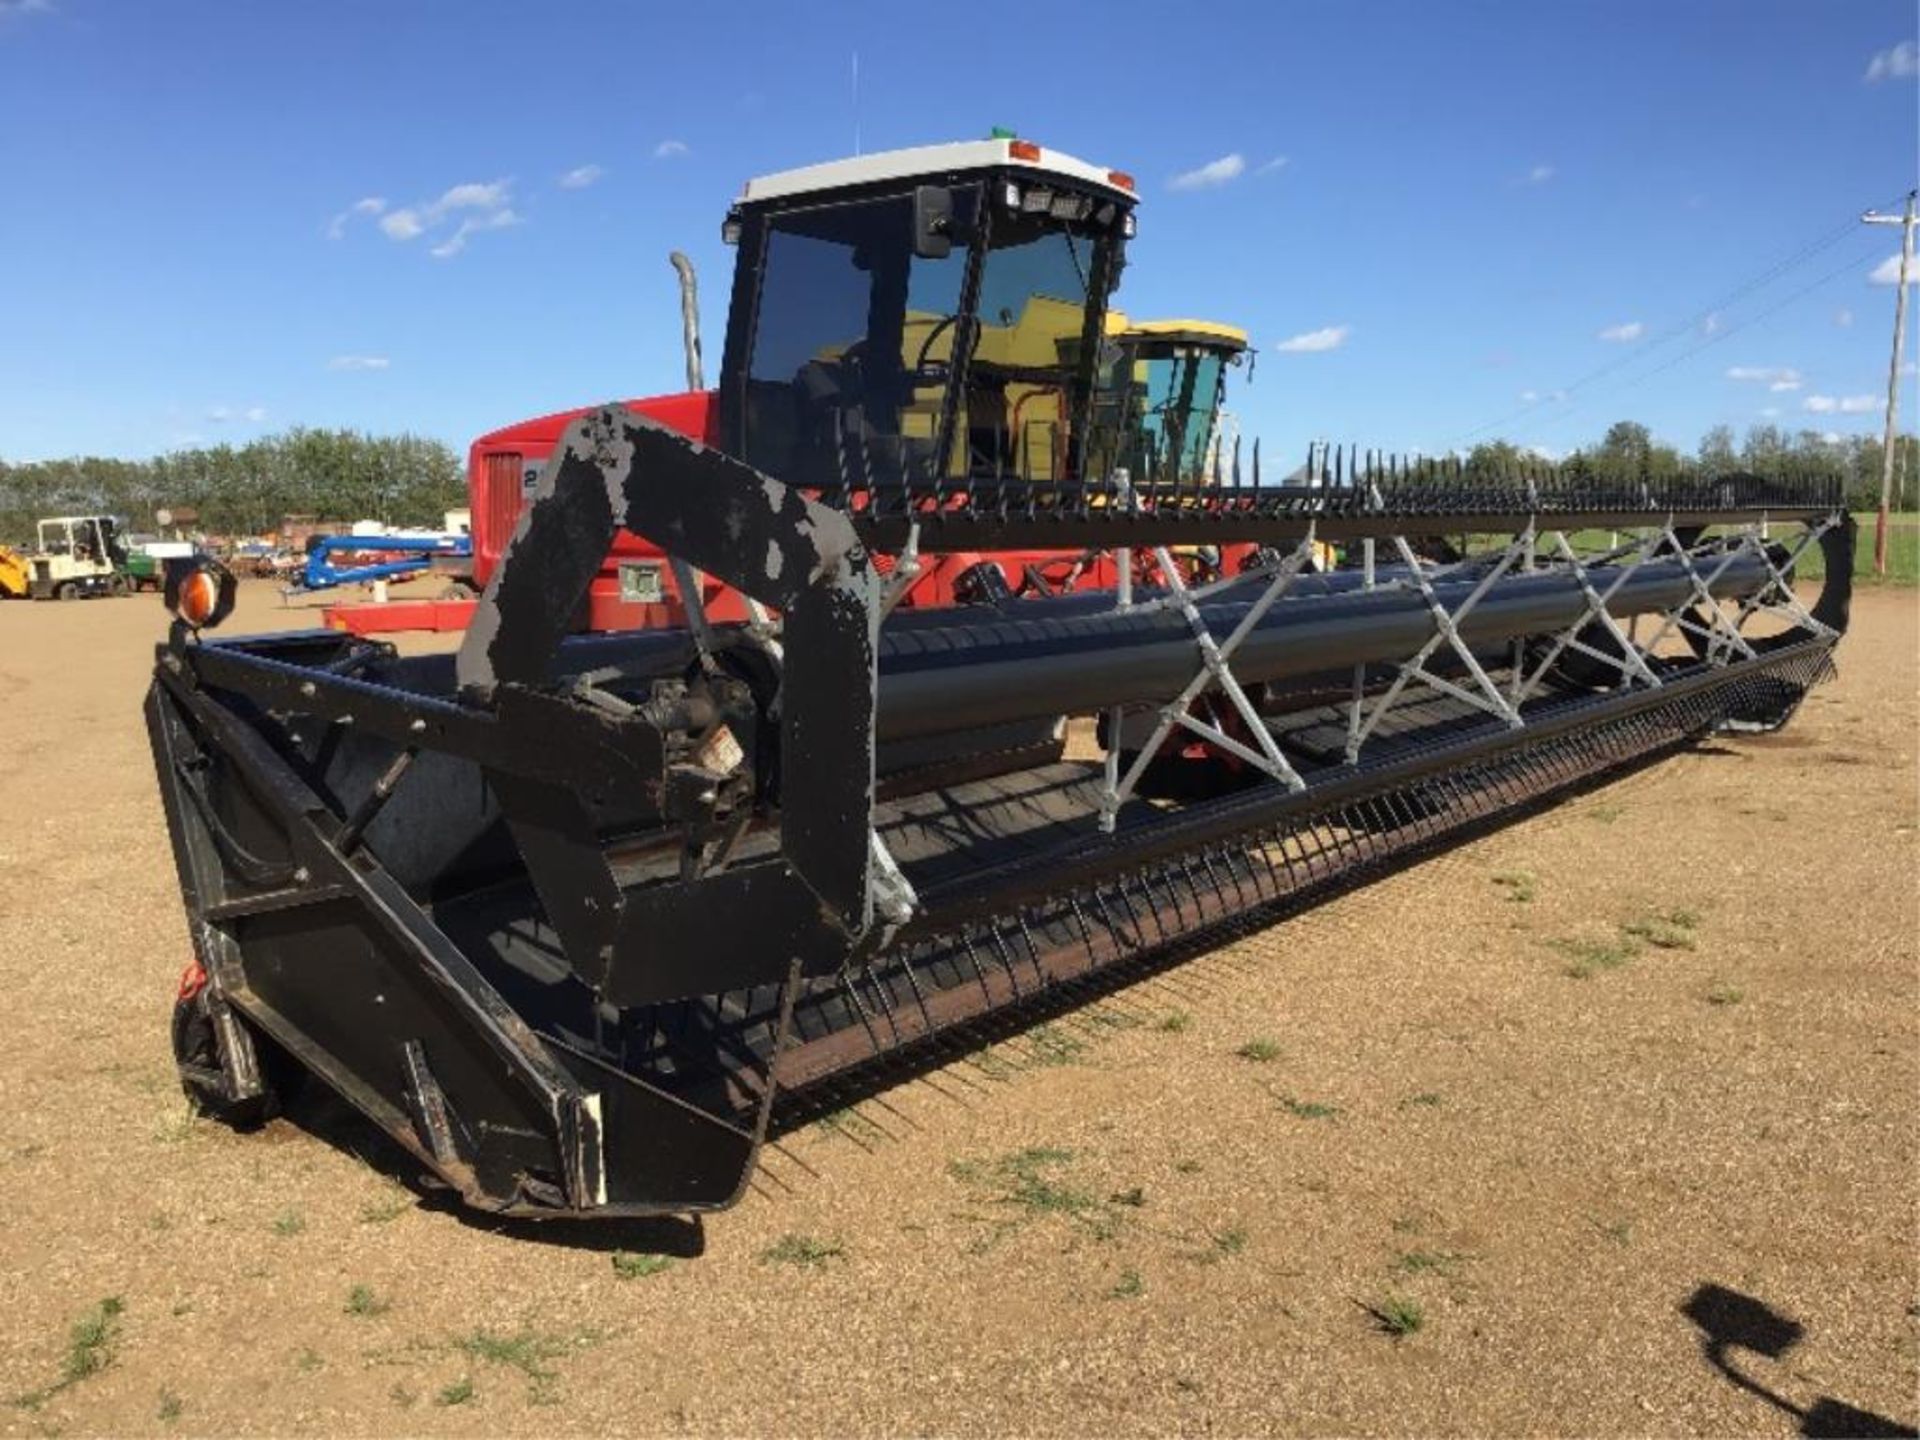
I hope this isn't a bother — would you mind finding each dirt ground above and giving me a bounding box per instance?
[0,582,1914,1437]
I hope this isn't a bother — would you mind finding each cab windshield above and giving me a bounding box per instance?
[736,183,1116,490]
[1138,348,1227,480]
[1098,343,1234,484]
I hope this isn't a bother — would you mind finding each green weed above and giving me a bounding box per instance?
[1275,1093,1339,1120]
[1622,908,1700,951]
[1367,1293,1425,1338]
[1236,1037,1284,1063]
[1551,935,1641,978]
[759,1234,847,1268]
[611,1252,673,1280]
[1110,1269,1144,1299]
[1392,1249,1466,1276]
[14,1296,125,1409]
[1155,1011,1193,1033]
[1027,1024,1088,1067]
[1189,1226,1248,1265]
[435,1377,474,1407]
[949,1147,1127,1243]
[455,1328,597,1405]
[344,1285,389,1318]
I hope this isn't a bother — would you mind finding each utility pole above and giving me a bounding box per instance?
[1863,190,1916,576]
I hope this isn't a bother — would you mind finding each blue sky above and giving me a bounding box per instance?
[0,0,1914,465]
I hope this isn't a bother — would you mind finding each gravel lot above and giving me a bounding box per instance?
[0,582,1913,1436]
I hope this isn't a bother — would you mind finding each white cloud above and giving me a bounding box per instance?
[1701,311,1722,336]
[326,195,386,240]
[1835,307,1855,327]
[1518,388,1567,404]
[1803,393,1881,414]
[430,207,522,259]
[379,208,425,241]
[1726,365,1801,389]
[1870,252,1918,285]
[1523,163,1555,185]
[365,178,517,256]
[1525,444,1562,461]
[1169,153,1246,191]
[1864,39,1918,82]
[1275,324,1350,354]
[431,181,510,215]
[328,355,390,371]
[1255,155,1290,176]
[559,163,604,189]
[0,1,52,16]
[654,139,689,159]
[1597,321,1644,342]
[207,404,269,424]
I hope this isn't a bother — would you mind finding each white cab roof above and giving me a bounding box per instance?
[741,139,1137,205]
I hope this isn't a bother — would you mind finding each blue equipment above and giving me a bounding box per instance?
[295,533,471,591]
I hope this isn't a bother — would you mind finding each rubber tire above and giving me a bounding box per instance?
[170,990,301,1128]
[109,574,130,597]
[56,582,77,600]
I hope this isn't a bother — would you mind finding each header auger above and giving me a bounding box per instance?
[145,138,1853,1217]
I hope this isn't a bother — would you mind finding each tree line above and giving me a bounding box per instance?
[2,418,1912,548]
[1464,421,1916,512]
[0,429,465,543]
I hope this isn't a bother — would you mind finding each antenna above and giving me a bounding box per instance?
[851,52,861,156]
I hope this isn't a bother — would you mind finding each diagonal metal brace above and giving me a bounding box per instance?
[1100,534,1315,831]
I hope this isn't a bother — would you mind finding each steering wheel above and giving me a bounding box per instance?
[912,314,959,380]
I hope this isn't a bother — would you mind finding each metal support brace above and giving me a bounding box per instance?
[1100,541,1134,832]
[867,831,918,930]
[1639,526,1759,665]
[1733,517,1836,639]
[1345,532,1528,763]
[1100,533,1315,832]
[1511,531,1665,704]
[669,558,719,671]
[879,522,923,618]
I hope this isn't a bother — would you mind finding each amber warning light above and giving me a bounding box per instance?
[164,556,237,632]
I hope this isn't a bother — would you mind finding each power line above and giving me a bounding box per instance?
[1516,236,1889,441]
[1451,196,1908,448]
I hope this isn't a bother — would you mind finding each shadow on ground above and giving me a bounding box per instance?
[1681,1282,1916,1438]
[278,1084,707,1257]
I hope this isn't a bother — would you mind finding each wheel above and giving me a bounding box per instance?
[108,574,131,597]
[56,582,78,600]
[170,970,302,1127]
[437,580,477,601]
